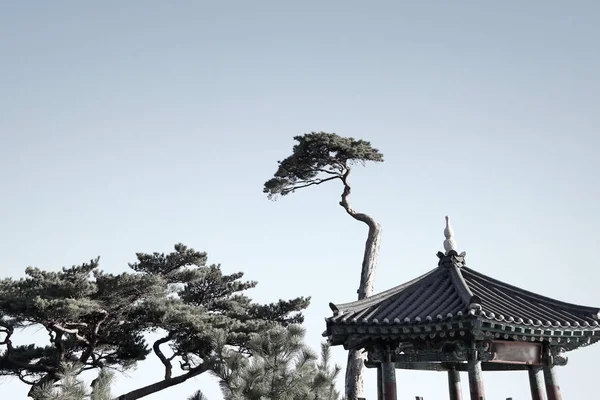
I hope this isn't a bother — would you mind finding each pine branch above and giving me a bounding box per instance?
[282,175,340,194]
[152,331,176,379]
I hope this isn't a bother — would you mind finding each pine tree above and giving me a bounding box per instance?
[187,390,209,400]
[0,244,309,399]
[30,362,114,400]
[206,325,342,400]
[264,132,384,399]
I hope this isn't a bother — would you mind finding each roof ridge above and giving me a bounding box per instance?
[449,264,475,309]
[436,250,474,310]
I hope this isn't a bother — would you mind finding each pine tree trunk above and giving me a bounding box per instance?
[356,221,382,300]
[339,171,382,400]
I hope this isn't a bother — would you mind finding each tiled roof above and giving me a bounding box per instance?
[462,265,599,328]
[328,265,469,325]
[326,251,600,345]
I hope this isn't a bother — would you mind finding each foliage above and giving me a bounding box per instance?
[30,362,114,400]
[208,325,342,400]
[187,390,209,400]
[264,132,383,199]
[0,244,309,399]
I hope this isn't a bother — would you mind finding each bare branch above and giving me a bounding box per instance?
[0,326,55,374]
[282,176,340,194]
[55,332,65,362]
[332,159,348,172]
[80,311,108,364]
[153,331,176,379]
[0,321,14,346]
[18,372,37,385]
[113,362,211,400]
[312,168,340,176]
[94,311,109,336]
[64,322,89,329]
[44,322,90,345]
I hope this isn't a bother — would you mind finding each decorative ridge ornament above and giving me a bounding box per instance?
[436,249,467,268]
[437,216,467,268]
[443,216,457,255]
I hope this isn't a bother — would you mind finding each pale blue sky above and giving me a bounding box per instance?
[1,1,599,399]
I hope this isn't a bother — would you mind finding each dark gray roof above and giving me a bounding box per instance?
[325,251,600,347]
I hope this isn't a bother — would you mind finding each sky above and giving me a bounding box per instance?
[1,1,599,399]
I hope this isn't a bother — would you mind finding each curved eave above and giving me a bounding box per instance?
[324,314,475,347]
[479,317,600,339]
[325,314,600,350]
[460,267,600,326]
[462,266,600,314]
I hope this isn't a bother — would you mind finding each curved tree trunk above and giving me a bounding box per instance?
[339,170,382,400]
[113,364,209,400]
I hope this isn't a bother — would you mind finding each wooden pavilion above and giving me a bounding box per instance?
[324,217,600,400]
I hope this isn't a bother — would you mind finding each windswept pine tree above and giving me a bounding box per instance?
[0,244,309,400]
[264,132,383,400]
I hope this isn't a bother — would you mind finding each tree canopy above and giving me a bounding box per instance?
[263,132,383,199]
[0,244,309,399]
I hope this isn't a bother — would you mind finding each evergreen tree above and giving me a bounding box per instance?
[204,325,342,400]
[264,132,383,399]
[187,390,209,400]
[0,244,309,399]
[30,362,114,400]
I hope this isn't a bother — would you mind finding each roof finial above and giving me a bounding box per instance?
[443,216,457,255]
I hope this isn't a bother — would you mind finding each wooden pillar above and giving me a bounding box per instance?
[467,359,485,400]
[448,366,463,400]
[543,364,562,400]
[381,361,397,400]
[528,365,546,400]
[377,362,383,400]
